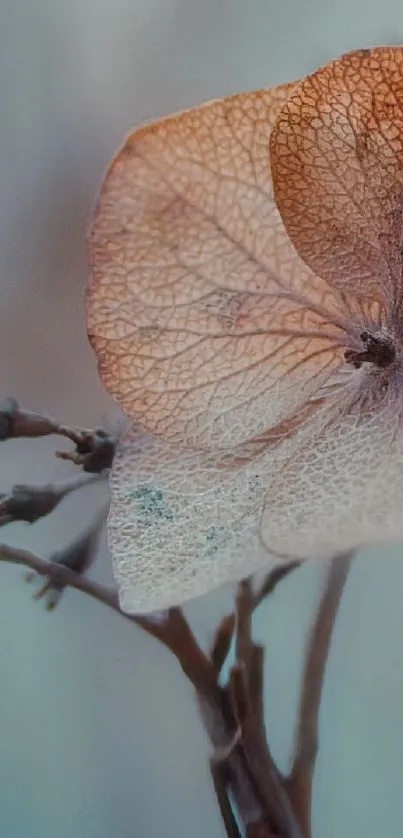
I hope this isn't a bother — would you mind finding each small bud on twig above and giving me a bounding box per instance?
[0,473,104,526]
[25,506,107,610]
[56,428,116,473]
[0,397,116,472]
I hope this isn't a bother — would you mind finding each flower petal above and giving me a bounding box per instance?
[109,391,403,613]
[87,84,347,449]
[108,424,293,613]
[270,46,403,309]
[261,398,403,560]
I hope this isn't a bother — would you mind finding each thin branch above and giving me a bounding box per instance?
[0,472,104,526]
[17,505,108,608]
[3,544,119,604]
[209,760,242,838]
[0,398,353,838]
[230,664,253,730]
[0,532,305,836]
[0,397,86,441]
[211,614,235,674]
[0,398,324,838]
[229,580,303,838]
[235,579,254,681]
[253,562,301,610]
[150,608,220,695]
[0,538,218,693]
[211,562,300,676]
[248,644,266,734]
[0,398,116,472]
[0,531,288,834]
[209,570,304,837]
[286,552,354,837]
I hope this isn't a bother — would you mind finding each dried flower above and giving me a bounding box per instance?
[86,46,403,613]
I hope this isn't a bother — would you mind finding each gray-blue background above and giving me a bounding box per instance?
[1,2,403,836]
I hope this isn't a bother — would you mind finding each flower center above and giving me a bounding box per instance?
[344,331,396,370]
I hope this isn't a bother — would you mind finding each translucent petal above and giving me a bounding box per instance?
[108,423,296,613]
[87,83,348,449]
[108,392,403,614]
[261,397,403,560]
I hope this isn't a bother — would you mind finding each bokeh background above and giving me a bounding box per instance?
[1,2,403,836]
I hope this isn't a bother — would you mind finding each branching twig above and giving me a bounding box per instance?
[211,563,300,677]
[0,397,116,472]
[228,577,303,838]
[0,532,349,838]
[0,535,275,835]
[210,760,243,838]
[0,537,219,693]
[0,399,355,838]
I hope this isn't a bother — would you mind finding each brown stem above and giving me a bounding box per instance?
[0,398,116,473]
[0,397,87,441]
[211,562,300,676]
[235,579,254,681]
[0,540,218,693]
[209,760,242,838]
[248,644,266,734]
[210,614,235,674]
[0,472,104,527]
[230,583,303,838]
[254,563,301,610]
[0,400,316,837]
[0,540,274,830]
[0,537,302,835]
[286,552,353,836]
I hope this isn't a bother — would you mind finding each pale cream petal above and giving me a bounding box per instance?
[261,398,403,561]
[108,423,291,613]
[108,392,403,613]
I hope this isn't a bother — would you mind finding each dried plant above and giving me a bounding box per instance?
[86,46,403,614]
[0,399,352,837]
[4,42,403,837]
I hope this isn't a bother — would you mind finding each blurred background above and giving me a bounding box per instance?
[1,1,403,836]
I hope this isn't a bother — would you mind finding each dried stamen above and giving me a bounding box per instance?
[345,331,396,369]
